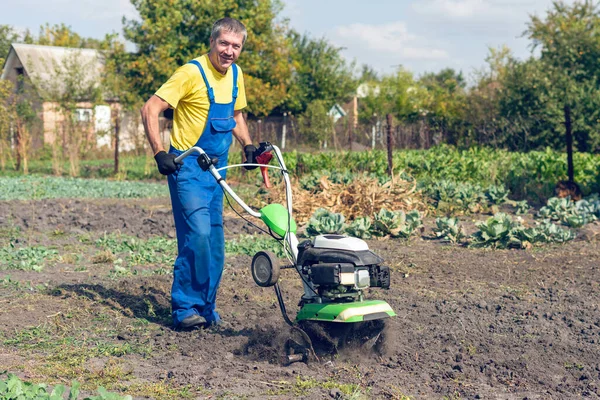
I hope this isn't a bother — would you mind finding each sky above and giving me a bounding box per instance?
[1,0,576,79]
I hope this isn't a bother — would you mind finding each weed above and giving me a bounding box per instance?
[127,381,196,400]
[290,376,364,397]
[225,234,287,258]
[95,234,176,267]
[0,243,58,271]
[92,250,116,264]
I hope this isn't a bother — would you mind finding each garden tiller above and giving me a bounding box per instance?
[175,142,395,364]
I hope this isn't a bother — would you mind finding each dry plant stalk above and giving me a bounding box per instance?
[266,174,429,224]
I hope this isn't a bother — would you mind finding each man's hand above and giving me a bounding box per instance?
[154,151,183,175]
[243,144,258,170]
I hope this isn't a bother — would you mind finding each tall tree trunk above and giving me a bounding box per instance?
[564,104,574,182]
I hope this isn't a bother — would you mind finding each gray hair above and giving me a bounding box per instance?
[211,18,247,45]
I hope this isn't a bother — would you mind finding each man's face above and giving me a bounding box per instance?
[209,31,244,74]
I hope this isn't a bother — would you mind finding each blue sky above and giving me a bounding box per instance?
[1,0,575,78]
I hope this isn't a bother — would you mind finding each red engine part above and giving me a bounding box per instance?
[256,152,273,188]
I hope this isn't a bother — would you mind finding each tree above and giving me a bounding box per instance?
[283,31,357,114]
[34,50,103,176]
[297,100,332,148]
[102,37,143,174]
[0,80,16,170]
[525,0,600,183]
[122,0,291,117]
[418,68,467,145]
[0,25,19,65]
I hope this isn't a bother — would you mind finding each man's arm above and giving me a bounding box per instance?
[232,110,253,147]
[141,95,170,155]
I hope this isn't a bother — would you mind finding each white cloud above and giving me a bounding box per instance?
[413,0,490,18]
[334,21,449,61]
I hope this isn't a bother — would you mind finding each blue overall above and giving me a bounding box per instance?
[167,60,238,327]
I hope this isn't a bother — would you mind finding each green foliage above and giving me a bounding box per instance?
[0,176,168,200]
[433,217,465,243]
[0,243,58,271]
[358,67,425,124]
[284,31,357,114]
[524,220,578,244]
[373,209,422,238]
[224,234,287,258]
[425,180,490,213]
[419,68,467,144]
[306,208,346,236]
[34,23,117,50]
[95,234,176,267]
[297,100,334,148]
[0,25,19,65]
[470,212,575,249]
[122,0,290,116]
[485,185,510,205]
[514,200,531,215]
[344,217,372,239]
[0,373,131,400]
[538,195,600,228]
[470,213,515,248]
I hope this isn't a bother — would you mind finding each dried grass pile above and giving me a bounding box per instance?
[265,174,429,224]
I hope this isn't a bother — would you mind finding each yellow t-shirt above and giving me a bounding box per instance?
[155,54,247,150]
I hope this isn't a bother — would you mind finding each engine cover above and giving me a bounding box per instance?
[313,235,369,251]
[297,237,384,267]
[297,236,390,291]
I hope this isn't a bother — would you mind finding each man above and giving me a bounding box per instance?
[141,17,257,330]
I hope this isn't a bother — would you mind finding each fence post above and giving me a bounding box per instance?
[257,119,262,143]
[386,114,393,177]
[113,107,120,175]
[347,116,353,150]
[281,112,287,149]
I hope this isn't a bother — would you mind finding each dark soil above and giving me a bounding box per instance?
[1,197,600,399]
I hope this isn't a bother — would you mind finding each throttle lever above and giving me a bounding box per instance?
[256,152,273,188]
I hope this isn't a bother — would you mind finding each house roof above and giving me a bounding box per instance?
[1,43,104,97]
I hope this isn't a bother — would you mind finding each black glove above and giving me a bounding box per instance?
[154,151,183,175]
[243,144,258,170]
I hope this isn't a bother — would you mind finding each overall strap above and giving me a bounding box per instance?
[232,64,238,100]
[188,59,215,103]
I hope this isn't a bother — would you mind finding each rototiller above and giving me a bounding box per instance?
[175,142,395,364]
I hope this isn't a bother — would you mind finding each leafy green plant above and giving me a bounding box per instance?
[305,208,346,236]
[0,243,58,271]
[538,195,599,228]
[225,234,288,258]
[470,213,515,248]
[0,374,132,400]
[485,185,509,205]
[373,209,422,238]
[425,180,489,213]
[470,213,575,249]
[95,234,176,267]
[432,217,465,243]
[344,216,372,239]
[514,200,530,215]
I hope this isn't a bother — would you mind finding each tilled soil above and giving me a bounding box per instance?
[1,197,600,399]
